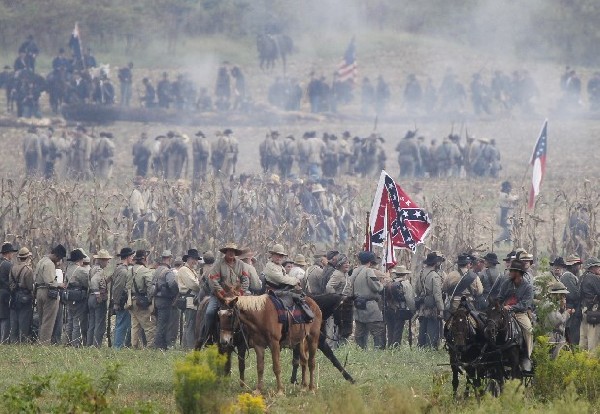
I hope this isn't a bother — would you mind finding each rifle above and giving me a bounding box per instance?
[107,299,113,347]
[179,307,184,347]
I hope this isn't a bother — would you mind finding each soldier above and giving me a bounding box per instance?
[220,129,238,180]
[322,133,339,179]
[18,34,39,72]
[153,250,178,350]
[65,249,89,347]
[375,75,390,115]
[70,125,92,179]
[239,248,262,294]
[395,130,421,178]
[141,78,156,108]
[306,130,326,179]
[472,138,494,177]
[351,251,385,349]
[427,139,439,177]
[496,259,534,372]
[361,77,374,115]
[338,131,353,175]
[415,252,445,349]
[404,74,422,114]
[280,134,297,178]
[192,131,210,180]
[289,254,308,283]
[52,48,71,72]
[23,126,42,176]
[215,63,231,102]
[176,249,202,349]
[435,136,459,178]
[132,132,152,177]
[561,254,582,345]
[157,72,171,108]
[8,247,34,343]
[34,244,67,344]
[127,250,156,348]
[110,247,135,349]
[385,265,416,347]
[92,132,115,179]
[166,133,189,179]
[488,139,502,178]
[480,253,501,308]
[442,254,483,314]
[495,181,518,245]
[325,254,351,295]
[304,252,326,294]
[83,47,97,68]
[259,131,282,174]
[0,242,17,343]
[415,136,429,177]
[87,249,112,347]
[470,72,492,115]
[579,257,600,352]
[211,131,225,174]
[202,243,249,346]
[118,62,133,107]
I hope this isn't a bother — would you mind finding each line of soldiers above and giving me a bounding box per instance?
[259,130,386,180]
[132,128,239,181]
[22,124,115,179]
[395,130,502,178]
[3,237,599,361]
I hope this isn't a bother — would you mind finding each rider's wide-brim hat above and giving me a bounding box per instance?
[268,244,288,256]
[219,243,243,255]
[423,252,445,266]
[548,281,570,294]
[508,259,527,273]
[564,254,582,266]
[483,252,500,265]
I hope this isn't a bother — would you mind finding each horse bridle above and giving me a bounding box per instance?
[219,305,251,359]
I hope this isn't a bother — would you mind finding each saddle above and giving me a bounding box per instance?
[268,290,314,325]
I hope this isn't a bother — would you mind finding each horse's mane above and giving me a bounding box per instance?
[236,295,268,312]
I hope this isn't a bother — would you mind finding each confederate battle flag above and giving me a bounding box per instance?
[369,170,431,253]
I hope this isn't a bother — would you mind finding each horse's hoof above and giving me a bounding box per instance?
[276,389,285,397]
[252,389,262,396]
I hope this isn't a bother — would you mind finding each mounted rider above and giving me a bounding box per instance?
[496,259,534,373]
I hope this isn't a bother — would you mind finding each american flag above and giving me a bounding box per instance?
[528,119,548,209]
[369,170,431,253]
[337,37,357,84]
[69,22,84,68]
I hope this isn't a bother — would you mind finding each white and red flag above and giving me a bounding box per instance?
[528,119,548,209]
[369,170,431,253]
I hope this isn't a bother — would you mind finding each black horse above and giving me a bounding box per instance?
[483,302,523,386]
[444,299,489,397]
[290,293,355,384]
[256,33,294,73]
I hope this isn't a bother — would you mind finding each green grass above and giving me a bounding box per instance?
[2,342,600,413]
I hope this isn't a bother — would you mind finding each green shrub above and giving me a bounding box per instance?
[533,336,600,401]
[0,362,158,414]
[174,346,229,414]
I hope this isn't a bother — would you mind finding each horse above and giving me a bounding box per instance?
[443,299,488,398]
[220,294,322,394]
[483,302,523,386]
[256,33,294,73]
[216,301,249,387]
[290,293,355,384]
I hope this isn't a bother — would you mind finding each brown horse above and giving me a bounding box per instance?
[221,294,322,394]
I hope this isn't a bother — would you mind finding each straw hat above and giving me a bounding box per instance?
[268,244,288,256]
[391,265,411,275]
[293,254,307,267]
[564,254,582,266]
[17,247,32,259]
[219,242,243,255]
[93,249,113,260]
